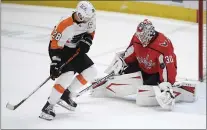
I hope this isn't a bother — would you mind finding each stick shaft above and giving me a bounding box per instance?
[76,72,115,97]
[6,48,80,110]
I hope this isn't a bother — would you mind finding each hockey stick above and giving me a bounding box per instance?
[74,54,129,97]
[57,72,115,111]
[75,71,115,97]
[6,48,80,110]
[74,56,129,97]
[74,58,128,97]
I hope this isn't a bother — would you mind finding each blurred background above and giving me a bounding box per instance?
[2,0,206,23]
[2,0,206,81]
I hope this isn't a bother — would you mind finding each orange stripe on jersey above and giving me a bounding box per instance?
[50,17,74,49]
[54,84,65,93]
[90,31,95,39]
[76,74,88,85]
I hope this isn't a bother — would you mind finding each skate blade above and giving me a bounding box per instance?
[39,112,54,121]
[57,101,76,111]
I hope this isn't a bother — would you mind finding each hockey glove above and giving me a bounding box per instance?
[71,32,87,44]
[50,56,62,80]
[77,33,92,54]
[104,51,128,75]
[153,82,175,110]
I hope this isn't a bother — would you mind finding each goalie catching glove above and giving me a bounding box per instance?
[104,51,128,75]
[153,82,175,110]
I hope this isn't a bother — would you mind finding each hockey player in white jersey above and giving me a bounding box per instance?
[91,19,197,110]
[39,1,97,121]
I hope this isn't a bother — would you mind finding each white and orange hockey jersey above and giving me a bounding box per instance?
[49,13,96,50]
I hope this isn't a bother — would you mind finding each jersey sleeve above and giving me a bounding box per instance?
[157,39,177,85]
[123,36,137,64]
[50,17,74,49]
[87,16,96,38]
[90,31,95,40]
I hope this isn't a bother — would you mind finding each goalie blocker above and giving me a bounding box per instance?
[91,71,197,109]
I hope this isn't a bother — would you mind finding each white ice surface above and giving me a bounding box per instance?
[1,4,206,129]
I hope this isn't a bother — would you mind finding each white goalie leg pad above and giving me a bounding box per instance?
[136,85,158,106]
[136,81,197,108]
[173,81,197,103]
[48,71,75,105]
[68,65,98,95]
[137,84,175,110]
[91,71,143,98]
[90,80,109,98]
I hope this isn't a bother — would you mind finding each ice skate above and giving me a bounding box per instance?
[39,101,55,121]
[57,89,77,111]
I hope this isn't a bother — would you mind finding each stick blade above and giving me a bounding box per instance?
[6,102,15,110]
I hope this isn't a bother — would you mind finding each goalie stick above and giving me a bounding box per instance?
[75,54,128,97]
[6,48,80,110]
[76,71,115,97]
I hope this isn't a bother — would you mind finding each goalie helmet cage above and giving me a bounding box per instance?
[198,0,206,82]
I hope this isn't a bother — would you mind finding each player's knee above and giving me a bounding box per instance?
[55,71,74,89]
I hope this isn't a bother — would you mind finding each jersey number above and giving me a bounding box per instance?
[165,55,174,63]
[52,30,62,41]
[88,22,93,29]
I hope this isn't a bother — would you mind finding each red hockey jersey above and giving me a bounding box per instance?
[124,32,177,84]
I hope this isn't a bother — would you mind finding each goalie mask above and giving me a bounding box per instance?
[75,1,96,22]
[135,19,156,47]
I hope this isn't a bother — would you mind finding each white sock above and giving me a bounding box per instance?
[48,71,74,105]
[68,65,98,94]
[67,74,88,94]
[48,84,65,105]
